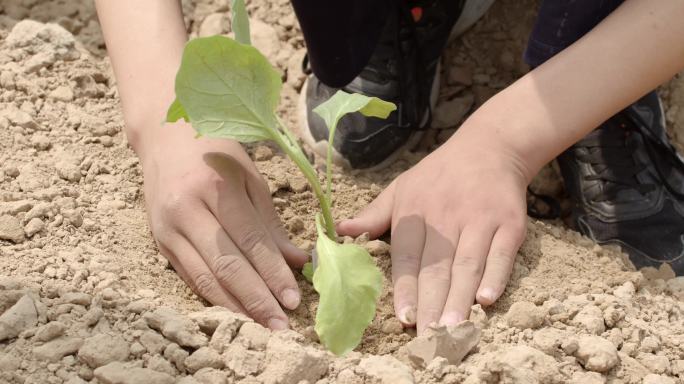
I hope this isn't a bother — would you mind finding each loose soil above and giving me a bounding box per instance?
[1,1,683,383]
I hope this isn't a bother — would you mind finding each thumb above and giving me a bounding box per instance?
[337,180,395,239]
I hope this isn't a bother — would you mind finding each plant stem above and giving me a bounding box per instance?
[273,121,337,240]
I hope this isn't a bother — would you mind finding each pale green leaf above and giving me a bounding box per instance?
[312,90,396,139]
[166,97,189,123]
[231,0,251,45]
[312,214,383,355]
[173,36,281,143]
[302,262,313,283]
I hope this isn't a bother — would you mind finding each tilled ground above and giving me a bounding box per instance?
[1,1,683,383]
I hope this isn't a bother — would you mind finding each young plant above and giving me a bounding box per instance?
[166,0,395,356]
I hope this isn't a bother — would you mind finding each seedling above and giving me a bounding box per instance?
[166,0,395,355]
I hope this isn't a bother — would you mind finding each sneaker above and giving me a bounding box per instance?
[297,0,493,169]
[557,91,684,274]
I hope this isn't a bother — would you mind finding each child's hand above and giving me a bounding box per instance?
[338,127,528,334]
[137,121,308,330]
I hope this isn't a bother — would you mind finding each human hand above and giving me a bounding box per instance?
[136,121,308,330]
[337,127,529,334]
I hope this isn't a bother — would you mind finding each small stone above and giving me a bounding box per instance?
[614,281,636,298]
[358,355,414,384]
[572,305,606,335]
[0,295,37,341]
[31,134,51,150]
[139,330,169,355]
[78,333,130,368]
[62,209,84,227]
[642,374,675,384]
[189,306,251,336]
[381,317,403,335]
[49,85,74,101]
[184,347,224,373]
[532,328,569,356]
[639,336,661,353]
[223,343,264,378]
[234,322,270,351]
[574,335,620,372]
[468,304,488,329]
[637,353,670,375]
[402,321,480,368]
[144,308,208,349]
[432,94,474,129]
[253,145,274,161]
[288,175,309,193]
[258,337,328,384]
[6,108,38,130]
[364,239,390,256]
[193,367,227,384]
[479,346,560,383]
[34,321,66,342]
[24,217,45,237]
[56,161,82,182]
[0,215,26,243]
[504,301,546,329]
[164,343,189,372]
[199,13,230,37]
[147,354,177,376]
[426,356,449,379]
[94,361,174,384]
[33,337,84,362]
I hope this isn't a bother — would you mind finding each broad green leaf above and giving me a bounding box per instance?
[302,262,313,283]
[312,214,383,355]
[231,0,251,45]
[312,90,396,140]
[166,98,189,123]
[172,36,281,142]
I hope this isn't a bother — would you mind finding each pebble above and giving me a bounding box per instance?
[0,214,26,243]
[33,336,84,362]
[468,304,488,329]
[402,321,480,368]
[147,354,177,376]
[637,353,670,375]
[31,134,51,150]
[139,330,169,355]
[184,346,224,373]
[34,321,66,342]
[94,361,174,384]
[259,337,328,384]
[0,295,37,341]
[49,85,74,102]
[288,175,309,193]
[234,322,270,351]
[78,333,130,368]
[432,94,474,129]
[189,306,251,336]
[574,335,620,372]
[24,217,45,237]
[381,317,404,335]
[164,343,189,372]
[223,343,264,378]
[572,305,606,335]
[364,239,390,256]
[253,145,274,161]
[56,161,82,182]
[504,301,546,329]
[476,346,560,383]
[358,355,414,384]
[193,367,227,384]
[144,308,208,349]
[643,374,675,384]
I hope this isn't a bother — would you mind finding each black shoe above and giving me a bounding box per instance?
[557,91,684,274]
[297,0,468,169]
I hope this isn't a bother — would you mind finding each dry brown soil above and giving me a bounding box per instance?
[1,0,684,383]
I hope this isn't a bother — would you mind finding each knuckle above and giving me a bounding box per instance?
[419,264,451,286]
[213,254,244,281]
[452,254,485,276]
[192,272,217,299]
[242,293,276,320]
[236,227,268,252]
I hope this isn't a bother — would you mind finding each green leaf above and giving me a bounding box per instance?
[302,262,314,283]
[231,0,251,45]
[173,36,281,142]
[166,98,189,123]
[312,90,396,139]
[312,214,383,355]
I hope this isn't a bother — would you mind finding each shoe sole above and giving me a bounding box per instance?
[294,0,493,171]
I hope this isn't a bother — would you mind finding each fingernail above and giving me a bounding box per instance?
[281,288,301,310]
[439,311,465,327]
[398,306,417,325]
[268,318,289,331]
[478,287,499,303]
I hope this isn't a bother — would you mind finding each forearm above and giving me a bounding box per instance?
[95,0,187,151]
[454,0,684,181]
